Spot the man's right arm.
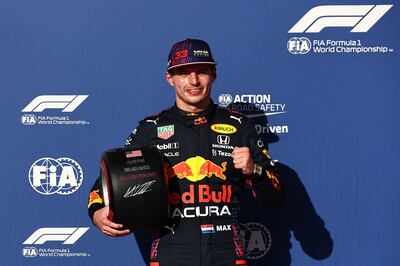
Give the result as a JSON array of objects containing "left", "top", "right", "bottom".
[{"left": 87, "top": 122, "right": 149, "bottom": 236}]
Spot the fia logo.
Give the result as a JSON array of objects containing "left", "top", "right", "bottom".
[
  {"left": 218, "top": 94, "right": 233, "bottom": 107},
  {"left": 22, "top": 247, "right": 38, "bottom": 258},
  {"left": 28, "top": 157, "right": 83, "bottom": 195},
  {"left": 21, "top": 114, "right": 37, "bottom": 125},
  {"left": 287, "top": 37, "right": 311, "bottom": 54}
]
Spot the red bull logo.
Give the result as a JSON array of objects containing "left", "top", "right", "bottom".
[
  {"left": 88, "top": 190, "right": 102, "bottom": 208},
  {"left": 167, "top": 156, "right": 227, "bottom": 182},
  {"left": 169, "top": 184, "right": 232, "bottom": 205},
  {"left": 194, "top": 116, "right": 207, "bottom": 125}
]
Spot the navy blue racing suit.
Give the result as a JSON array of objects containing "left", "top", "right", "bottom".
[{"left": 88, "top": 102, "right": 283, "bottom": 266}]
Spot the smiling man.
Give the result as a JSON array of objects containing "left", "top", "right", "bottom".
[
  {"left": 88, "top": 39, "right": 283, "bottom": 266},
  {"left": 166, "top": 63, "right": 215, "bottom": 112}
]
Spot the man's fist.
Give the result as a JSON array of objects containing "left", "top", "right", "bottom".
[{"left": 232, "top": 147, "right": 254, "bottom": 176}]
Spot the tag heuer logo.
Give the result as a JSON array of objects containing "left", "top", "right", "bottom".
[{"left": 157, "top": 125, "right": 174, "bottom": 140}]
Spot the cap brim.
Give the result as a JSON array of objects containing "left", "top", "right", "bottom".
[{"left": 167, "top": 61, "right": 217, "bottom": 71}]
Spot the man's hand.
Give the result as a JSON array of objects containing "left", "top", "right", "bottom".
[
  {"left": 93, "top": 206, "right": 130, "bottom": 237},
  {"left": 232, "top": 147, "right": 254, "bottom": 176}
]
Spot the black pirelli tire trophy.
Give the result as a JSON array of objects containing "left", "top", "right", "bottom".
[{"left": 100, "top": 146, "right": 169, "bottom": 230}]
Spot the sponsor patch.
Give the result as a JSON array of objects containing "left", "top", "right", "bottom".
[
  {"left": 157, "top": 125, "right": 174, "bottom": 140},
  {"left": 166, "top": 156, "right": 227, "bottom": 181},
  {"left": 217, "top": 135, "right": 230, "bottom": 145},
  {"left": 88, "top": 190, "right": 103, "bottom": 208},
  {"left": 193, "top": 50, "right": 210, "bottom": 57},
  {"left": 194, "top": 116, "right": 207, "bottom": 125},
  {"left": 157, "top": 142, "right": 179, "bottom": 150},
  {"left": 211, "top": 124, "right": 237, "bottom": 134},
  {"left": 172, "top": 205, "right": 231, "bottom": 218}
]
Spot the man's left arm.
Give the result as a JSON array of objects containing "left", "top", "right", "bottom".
[{"left": 232, "top": 120, "right": 283, "bottom": 207}]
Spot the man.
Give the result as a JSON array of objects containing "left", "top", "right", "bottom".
[{"left": 88, "top": 39, "right": 283, "bottom": 266}]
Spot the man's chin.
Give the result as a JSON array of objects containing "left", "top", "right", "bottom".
[
  {"left": 185, "top": 94, "right": 205, "bottom": 103},
  {"left": 184, "top": 97, "right": 210, "bottom": 107}
]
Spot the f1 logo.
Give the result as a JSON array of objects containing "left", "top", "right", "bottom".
[
  {"left": 22, "top": 95, "right": 88, "bottom": 112},
  {"left": 23, "top": 227, "right": 89, "bottom": 245},
  {"left": 288, "top": 5, "right": 393, "bottom": 33},
  {"left": 217, "top": 135, "right": 230, "bottom": 145}
]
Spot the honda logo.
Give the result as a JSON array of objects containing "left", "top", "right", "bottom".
[{"left": 217, "top": 135, "right": 230, "bottom": 145}]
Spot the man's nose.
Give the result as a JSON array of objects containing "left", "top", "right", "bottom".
[{"left": 188, "top": 72, "right": 200, "bottom": 85}]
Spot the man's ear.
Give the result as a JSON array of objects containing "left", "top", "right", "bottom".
[
  {"left": 211, "top": 66, "right": 217, "bottom": 82},
  {"left": 165, "top": 71, "right": 174, "bottom": 87}
]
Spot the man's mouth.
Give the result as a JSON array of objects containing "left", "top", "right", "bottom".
[{"left": 186, "top": 88, "right": 202, "bottom": 96}]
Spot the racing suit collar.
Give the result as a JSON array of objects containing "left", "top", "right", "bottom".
[{"left": 172, "top": 101, "right": 216, "bottom": 127}]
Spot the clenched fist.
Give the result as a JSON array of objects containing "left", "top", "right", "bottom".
[{"left": 232, "top": 147, "right": 254, "bottom": 176}]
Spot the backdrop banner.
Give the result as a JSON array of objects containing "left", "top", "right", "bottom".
[{"left": 1, "top": 1, "right": 399, "bottom": 266}]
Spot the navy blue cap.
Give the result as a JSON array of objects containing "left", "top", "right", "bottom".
[{"left": 167, "top": 39, "right": 216, "bottom": 71}]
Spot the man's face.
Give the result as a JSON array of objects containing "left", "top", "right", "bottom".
[{"left": 166, "top": 64, "right": 216, "bottom": 112}]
